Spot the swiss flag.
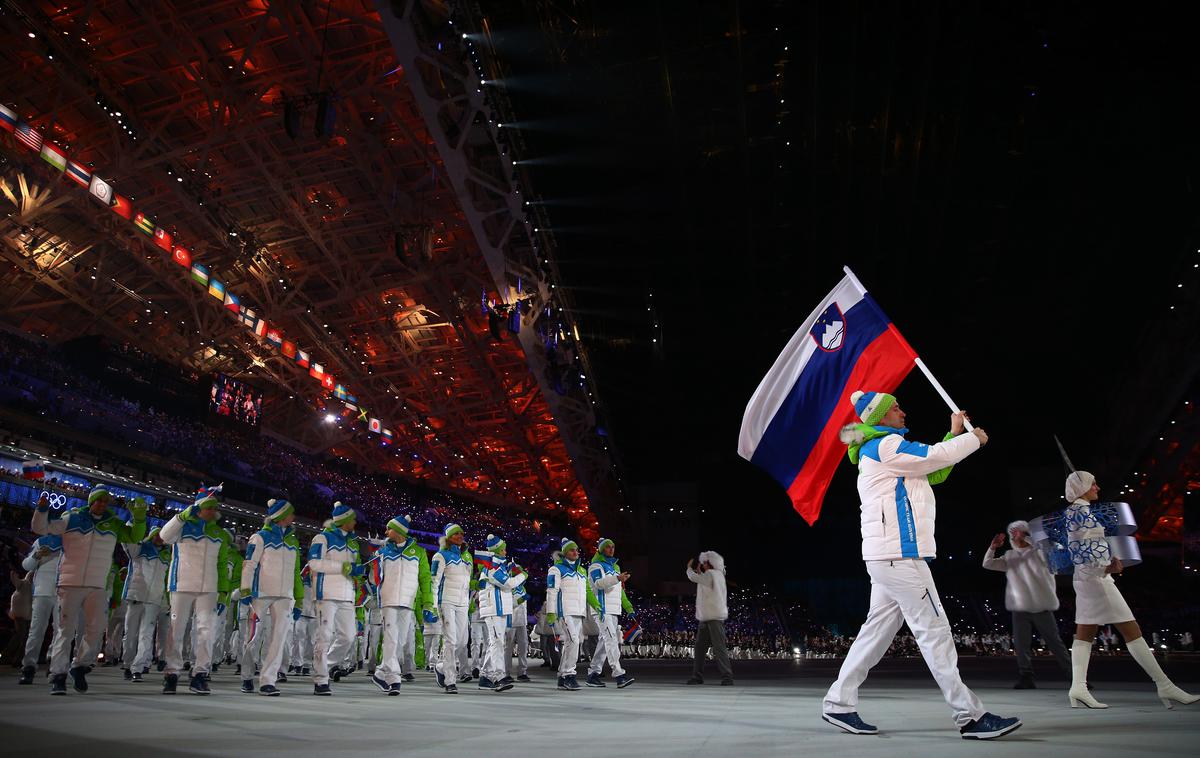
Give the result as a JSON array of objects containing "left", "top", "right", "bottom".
[
  {"left": 322, "top": 373, "right": 336, "bottom": 391},
  {"left": 154, "top": 227, "right": 173, "bottom": 252}
]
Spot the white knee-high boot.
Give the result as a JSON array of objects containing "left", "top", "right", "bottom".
[
  {"left": 1126, "top": 637, "right": 1199, "bottom": 709},
  {"left": 1069, "top": 639, "right": 1107, "bottom": 708}
]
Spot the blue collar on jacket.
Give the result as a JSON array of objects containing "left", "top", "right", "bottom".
[
  {"left": 37, "top": 535, "right": 63, "bottom": 552},
  {"left": 137, "top": 541, "right": 165, "bottom": 562}
]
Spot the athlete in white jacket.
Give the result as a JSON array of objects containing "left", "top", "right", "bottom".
[
  {"left": 307, "top": 501, "right": 364, "bottom": 695},
  {"left": 823, "top": 391, "right": 1021, "bottom": 741},
  {"left": 475, "top": 534, "right": 525, "bottom": 692},
  {"left": 370, "top": 514, "right": 435, "bottom": 694},
  {"left": 121, "top": 527, "right": 169, "bottom": 682},
  {"left": 587, "top": 537, "right": 636, "bottom": 688},
  {"left": 545, "top": 538, "right": 600, "bottom": 691},
  {"left": 238, "top": 499, "right": 303, "bottom": 696},
  {"left": 982, "top": 520, "right": 1070, "bottom": 688},
  {"left": 431, "top": 523, "right": 473, "bottom": 694},
  {"left": 18, "top": 534, "right": 62, "bottom": 685},
  {"left": 32, "top": 487, "right": 147, "bottom": 695}
]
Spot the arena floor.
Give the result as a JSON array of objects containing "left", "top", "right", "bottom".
[{"left": 0, "top": 656, "right": 1197, "bottom": 756}]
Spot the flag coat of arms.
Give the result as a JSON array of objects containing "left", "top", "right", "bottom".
[
  {"left": 172, "top": 246, "right": 191, "bottom": 268},
  {"left": 265, "top": 328, "right": 283, "bottom": 348},
  {"left": 738, "top": 272, "right": 918, "bottom": 524},
  {"left": 89, "top": 175, "right": 115, "bottom": 206},
  {"left": 39, "top": 142, "right": 67, "bottom": 172},
  {"left": 281, "top": 341, "right": 297, "bottom": 359},
  {"left": 65, "top": 160, "right": 91, "bottom": 187}
]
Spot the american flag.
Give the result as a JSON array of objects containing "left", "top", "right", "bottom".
[{"left": 14, "top": 122, "right": 43, "bottom": 152}]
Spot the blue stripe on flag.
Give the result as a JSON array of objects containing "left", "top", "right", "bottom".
[{"left": 750, "top": 295, "right": 891, "bottom": 488}]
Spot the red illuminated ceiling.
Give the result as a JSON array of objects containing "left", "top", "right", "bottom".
[{"left": 0, "top": 0, "right": 605, "bottom": 534}]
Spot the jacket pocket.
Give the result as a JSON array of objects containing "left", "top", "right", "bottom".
[{"left": 921, "top": 588, "right": 939, "bottom": 617}]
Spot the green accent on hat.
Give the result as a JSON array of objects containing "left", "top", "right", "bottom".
[
  {"left": 88, "top": 487, "right": 111, "bottom": 505},
  {"left": 444, "top": 523, "right": 463, "bottom": 539},
  {"left": 560, "top": 538, "right": 578, "bottom": 553},
  {"left": 387, "top": 517, "right": 410, "bottom": 535},
  {"left": 596, "top": 537, "right": 614, "bottom": 553},
  {"left": 331, "top": 509, "right": 355, "bottom": 526}
]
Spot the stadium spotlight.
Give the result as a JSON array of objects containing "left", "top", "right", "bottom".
[{"left": 323, "top": 413, "right": 337, "bottom": 424}]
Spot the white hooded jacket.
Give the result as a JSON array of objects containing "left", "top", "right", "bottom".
[{"left": 686, "top": 551, "right": 728, "bottom": 622}]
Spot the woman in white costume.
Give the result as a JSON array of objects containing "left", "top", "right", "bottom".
[{"left": 1064, "top": 471, "right": 1198, "bottom": 709}]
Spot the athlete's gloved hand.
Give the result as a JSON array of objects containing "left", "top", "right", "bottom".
[
  {"left": 240, "top": 594, "right": 253, "bottom": 606},
  {"left": 292, "top": 607, "right": 302, "bottom": 622},
  {"left": 342, "top": 563, "right": 366, "bottom": 577},
  {"left": 129, "top": 497, "right": 148, "bottom": 521},
  {"left": 545, "top": 613, "right": 557, "bottom": 626},
  {"left": 423, "top": 608, "right": 439, "bottom": 624}
]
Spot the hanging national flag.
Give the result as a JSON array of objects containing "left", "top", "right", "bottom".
[
  {"left": 343, "top": 401, "right": 358, "bottom": 413},
  {"left": 14, "top": 122, "right": 43, "bottom": 152},
  {"left": 382, "top": 429, "right": 394, "bottom": 445},
  {"left": 281, "top": 341, "right": 297, "bottom": 359},
  {"left": 208, "top": 278, "right": 225, "bottom": 301},
  {"left": 21, "top": 460, "right": 46, "bottom": 481},
  {"left": 111, "top": 193, "right": 133, "bottom": 220},
  {"left": 254, "top": 318, "right": 267, "bottom": 338},
  {"left": 223, "top": 291, "right": 240, "bottom": 314},
  {"left": 240, "top": 307, "right": 257, "bottom": 330},
  {"left": 345, "top": 393, "right": 358, "bottom": 405},
  {"left": 190, "top": 262, "right": 209, "bottom": 286},
  {"left": 65, "top": 160, "right": 91, "bottom": 187},
  {"left": 309, "top": 363, "right": 325, "bottom": 381},
  {"left": 171, "top": 245, "right": 191, "bottom": 268},
  {"left": 153, "top": 227, "right": 173, "bottom": 252},
  {"left": 321, "top": 373, "right": 335, "bottom": 391},
  {"left": 334, "top": 384, "right": 349, "bottom": 401},
  {"left": 39, "top": 141, "right": 67, "bottom": 172},
  {"left": 295, "top": 349, "right": 310, "bottom": 369},
  {"left": 737, "top": 270, "right": 918, "bottom": 525},
  {"left": 0, "top": 104, "right": 16, "bottom": 132},
  {"left": 133, "top": 212, "right": 155, "bottom": 236},
  {"left": 368, "top": 418, "right": 382, "bottom": 434},
  {"left": 266, "top": 328, "right": 283, "bottom": 348},
  {"left": 89, "top": 175, "right": 115, "bottom": 206}
]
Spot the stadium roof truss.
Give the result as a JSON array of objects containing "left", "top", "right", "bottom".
[{"left": 0, "top": 0, "right": 619, "bottom": 537}]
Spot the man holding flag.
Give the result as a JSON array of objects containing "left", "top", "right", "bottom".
[{"left": 738, "top": 269, "right": 1020, "bottom": 740}]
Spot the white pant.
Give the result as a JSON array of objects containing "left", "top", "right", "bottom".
[
  {"left": 23, "top": 595, "right": 56, "bottom": 667},
  {"left": 588, "top": 614, "right": 626, "bottom": 677},
  {"left": 555, "top": 615, "right": 583, "bottom": 677},
  {"left": 824, "top": 559, "right": 985, "bottom": 727},
  {"left": 312, "top": 599, "right": 355, "bottom": 685},
  {"left": 366, "top": 622, "right": 383, "bottom": 672},
  {"left": 424, "top": 633, "right": 442, "bottom": 669},
  {"left": 166, "top": 591, "right": 218, "bottom": 675},
  {"left": 470, "top": 620, "right": 487, "bottom": 669},
  {"left": 291, "top": 616, "right": 315, "bottom": 669},
  {"left": 480, "top": 615, "right": 508, "bottom": 681},
  {"left": 505, "top": 623, "right": 529, "bottom": 677},
  {"left": 48, "top": 587, "right": 107, "bottom": 675},
  {"left": 249, "top": 598, "right": 293, "bottom": 688},
  {"left": 377, "top": 606, "right": 417, "bottom": 685},
  {"left": 436, "top": 604, "right": 469, "bottom": 682},
  {"left": 157, "top": 606, "right": 171, "bottom": 662},
  {"left": 123, "top": 601, "right": 161, "bottom": 671},
  {"left": 238, "top": 601, "right": 268, "bottom": 674},
  {"left": 105, "top": 602, "right": 126, "bottom": 659},
  {"left": 211, "top": 605, "right": 228, "bottom": 663}
]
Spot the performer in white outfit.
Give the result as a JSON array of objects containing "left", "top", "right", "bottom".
[
  {"left": 1062, "top": 471, "right": 1198, "bottom": 709},
  {"left": 238, "top": 499, "right": 303, "bottom": 696},
  {"left": 370, "top": 514, "right": 435, "bottom": 695},
  {"left": 18, "top": 534, "right": 62, "bottom": 685},
  {"left": 474, "top": 534, "right": 525, "bottom": 692},
  {"left": 822, "top": 391, "right": 1020, "bottom": 740},
  {"left": 586, "top": 537, "right": 636, "bottom": 688},
  {"left": 307, "top": 502, "right": 364, "bottom": 696},
  {"left": 545, "top": 538, "right": 599, "bottom": 691},
  {"left": 121, "top": 528, "right": 169, "bottom": 682},
  {"left": 981, "top": 520, "right": 1071, "bottom": 688},
  {"left": 33, "top": 488, "right": 147, "bottom": 695},
  {"left": 431, "top": 523, "right": 473, "bottom": 694}
]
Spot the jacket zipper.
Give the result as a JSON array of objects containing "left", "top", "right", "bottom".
[{"left": 922, "top": 588, "right": 939, "bottom": 617}]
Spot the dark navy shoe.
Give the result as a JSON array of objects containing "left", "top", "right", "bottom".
[
  {"left": 276, "top": 672, "right": 287, "bottom": 683},
  {"left": 960, "top": 713, "right": 1022, "bottom": 740},
  {"left": 585, "top": 673, "right": 606, "bottom": 688},
  {"left": 123, "top": 667, "right": 133, "bottom": 681},
  {"left": 435, "top": 668, "right": 447, "bottom": 689},
  {"left": 444, "top": 683, "right": 458, "bottom": 694},
  {"left": 495, "top": 678, "right": 514, "bottom": 692},
  {"left": 241, "top": 679, "right": 255, "bottom": 693},
  {"left": 131, "top": 671, "right": 143, "bottom": 682},
  {"left": 371, "top": 673, "right": 390, "bottom": 693},
  {"left": 388, "top": 682, "right": 402, "bottom": 696},
  {"left": 50, "top": 674, "right": 67, "bottom": 696},
  {"left": 517, "top": 674, "right": 531, "bottom": 683},
  {"left": 478, "top": 676, "right": 497, "bottom": 690},
  {"left": 19, "top": 666, "right": 35, "bottom": 685},
  {"left": 69, "top": 666, "right": 89, "bottom": 693},
  {"left": 162, "top": 674, "right": 178, "bottom": 694},
  {"left": 259, "top": 684, "right": 280, "bottom": 696},
  {"left": 615, "top": 673, "right": 635, "bottom": 688},
  {"left": 401, "top": 673, "right": 415, "bottom": 683},
  {"left": 561, "top": 675, "right": 581, "bottom": 691},
  {"left": 822, "top": 712, "right": 879, "bottom": 735},
  {"left": 188, "top": 673, "right": 210, "bottom": 694},
  {"left": 313, "top": 683, "right": 332, "bottom": 696}
]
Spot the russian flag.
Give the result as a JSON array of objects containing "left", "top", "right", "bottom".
[
  {"left": 738, "top": 269, "right": 917, "bottom": 525},
  {"left": 21, "top": 460, "right": 46, "bottom": 481}
]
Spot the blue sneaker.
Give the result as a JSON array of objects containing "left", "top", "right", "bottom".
[
  {"left": 822, "top": 712, "right": 879, "bottom": 735},
  {"left": 435, "top": 668, "right": 446, "bottom": 689},
  {"left": 370, "top": 673, "right": 390, "bottom": 693},
  {"left": 960, "top": 713, "right": 1022, "bottom": 740}
]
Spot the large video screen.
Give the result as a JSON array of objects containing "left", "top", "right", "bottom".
[{"left": 210, "top": 373, "right": 263, "bottom": 426}]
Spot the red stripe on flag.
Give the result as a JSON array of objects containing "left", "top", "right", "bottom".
[{"left": 785, "top": 325, "right": 917, "bottom": 525}]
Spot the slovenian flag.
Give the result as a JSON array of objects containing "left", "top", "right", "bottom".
[
  {"left": 66, "top": 160, "right": 91, "bottom": 187},
  {"left": 40, "top": 142, "right": 67, "bottom": 172},
  {"left": 21, "top": 460, "right": 46, "bottom": 481},
  {"left": 738, "top": 269, "right": 917, "bottom": 525}
]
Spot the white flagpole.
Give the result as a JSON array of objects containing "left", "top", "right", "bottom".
[{"left": 843, "top": 265, "right": 974, "bottom": 432}]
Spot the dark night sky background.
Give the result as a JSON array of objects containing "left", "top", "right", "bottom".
[{"left": 477, "top": 1, "right": 1200, "bottom": 605}]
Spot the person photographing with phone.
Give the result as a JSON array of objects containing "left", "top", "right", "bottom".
[{"left": 685, "top": 550, "right": 731, "bottom": 686}]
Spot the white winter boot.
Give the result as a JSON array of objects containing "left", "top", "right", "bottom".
[
  {"left": 1068, "top": 639, "right": 1107, "bottom": 709},
  {"left": 1126, "top": 637, "right": 1200, "bottom": 709}
]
